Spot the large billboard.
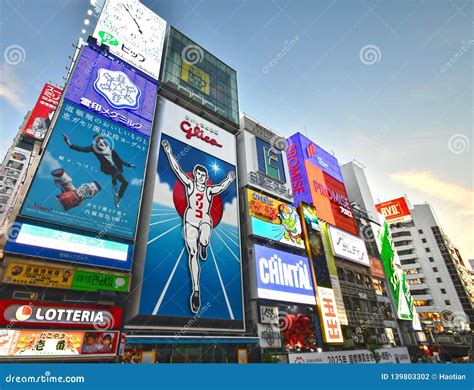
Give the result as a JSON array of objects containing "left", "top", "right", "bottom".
[
  {"left": 23, "top": 84, "right": 62, "bottom": 141},
  {"left": 316, "top": 287, "right": 343, "bottom": 344},
  {"left": 19, "top": 101, "right": 149, "bottom": 241},
  {"left": 375, "top": 197, "right": 412, "bottom": 225},
  {"left": 0, "top": 147, "right": 31, "bottom": 235},
  {"left": 328, "top": 225, "right": 370, "bottom": 267},
  {"left": 65, "top": 45, "right": 157, "bottom": 137},
  {"left": 93, "top": 0, "right": 166, "bottom": 80},
  {"left": 138, "top": 99, "right": 243, "bottom": 325},
  {"left": 254, "top": 244, "right": 316, "bottom": 305},
  {"left": 286, "top": 134, "right": 358, "bottom": 235},
  {"left": 247, "top": 189, "right": 304, "bottom": 249}
]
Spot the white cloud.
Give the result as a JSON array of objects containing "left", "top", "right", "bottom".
[
  {"left": 152, "top": 174, "right": 175, "bottom": 208},
  {"left": 220, "top": 197, "right": 239, "bottom": 226},
  {"left": 0, "top": 64, "right": 26, "bottom": 112}
]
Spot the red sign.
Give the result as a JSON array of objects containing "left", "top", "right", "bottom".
[
  {"left": 23, "top": 83, "right": 62, "bottom": 140},
  {"left": 181, "top": 120, "right": 223, "bottom": 148},
  {"left": 375, "top": 197, "right": 411, "bottom": 224},
  {"left": 306, "top": 162, "right": 358, "bottom": 235},
  {"left": 369, "top": 257, "right": 385, "bottom": 279},
  {"left": 0, "top": 300, "right": 121, "bottom": 329}
]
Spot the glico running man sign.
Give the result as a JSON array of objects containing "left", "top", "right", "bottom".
[{"left": 139, "top": 98, "right": 243, "bottom": 328}]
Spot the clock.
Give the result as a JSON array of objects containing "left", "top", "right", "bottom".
[{"left": 93, "top": 0, "right": 167, "bottom": 80}]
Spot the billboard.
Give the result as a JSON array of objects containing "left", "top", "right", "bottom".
[
  {"left": 316, "top": 287, "right": 343, "bottom": 344},
  {"left": 255, "top": 137, "right": 286, "bottom": 183},
  {"left": 254, "top": 244, "right": 316, "bottom": 305},
  {"left": 65, "top": 45, "right": 157, "bottom": 136},
  {"left": 377, "top": 347, "right": 411, "bottom": 363},
  {"left": 23, "top": 84, "right": 62, "bottom": 140},
  {"left": 289, "top": 349, "right": 376, "bottom": 364},
  {"left": 0, "top": 330, "right": 119, "bottom": 358},
  {"left": 286, "top": 133, "right": 358, "bottom": 235},
  {"left": 369, "top": 256, "right": 385, "bottom": 279},
  {"left": 0, "top": 147, "right": 31, "bottom": 235},
  {"left": 93, "top": 0, "right": 166, "bottom": 80},
  {"left": 375, "top": 197, "right": 412, "bottom": 225},
  {"left": 247, "top": 189, "right": 304, "bottom": 249},
  {"left": 0, "top": 301, "right": 121, "bottom": 329},
  {"left": 328, "top": 225, "right": 370, "bottom": 267},
  {"left": 139, "top": 99, "right": 243, "bottom": 325},
  {"left": 287, "top": 133, "right": 344, "bottom": 183},
  {"left": 2, "top": 258, "right": 131, "bottom": 293},
  {"left": 19, "top": 101, "right": 149, "bottom": 240},
  {"left": 4, "top": 223, "right": 133, "bottom": 271}
]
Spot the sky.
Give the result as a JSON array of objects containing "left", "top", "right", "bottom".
[{"left": 0, "top": 0, "right": 472, "bottom": 260}]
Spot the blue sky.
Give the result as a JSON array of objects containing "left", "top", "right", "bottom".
[{"left": 0, "top": 0, "right": 472, "bottom": 259}]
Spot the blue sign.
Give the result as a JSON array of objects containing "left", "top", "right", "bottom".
[
  {"left": 65, "top": 45, "right": 157, "bottom": 136},
  {"left": 20, "top": 101, "right": 149, "bottom": 241},
  {"left": 4, "top": 222, "right": 133, "bottom": 271},
  {"left": 287, "top": 133, "right": 344, "bottom": 183},
  {"left": 256, "top": 137, "right": 286, "bottom": 182},
  {"left": 255, "top": 244, "right": 316, "bottom": 305}
]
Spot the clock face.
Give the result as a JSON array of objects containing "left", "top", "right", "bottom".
[{"left": 92, "top": 0, "right": 166, "bottom": 80}]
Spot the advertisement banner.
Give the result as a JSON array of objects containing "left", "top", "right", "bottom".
[
  {"left": 0, "top": 301, "right": 122, "bottom": 329},
  {"left": 328, "top": 225, "right": 370, "bottom": 267},
  {"left": 65, "top": 45, "right": 157, "bottom": 136},
  {"left": 289, "top": 349, "right": 376, "bottom": 364},
  {"left": 255, "top": 137, "right": 286, "bottom": 183},
  {"left": 316, "top": 287, "right": 343, "bottom": 344},
  {"left": 287, "top": 133, "right": 344, "bottom": 182},
  {"left": 375, "top": 197, "right": 412, "bottom": 225},
  {"left": 257, "top": 324, "right": 282, "bottom": 349},
  {"left": 247, "top": 189, "right": 304, "bottom": 249},
  {"left": 2, "top": 259, "right": 131, "bottom": 292},
  {"left": 93, "top": 0, "right": 166, "bottom": 80},
  {"left": 139, "top": 99, "right": 243, "bottom": 325},
  {"left": 23, "top": 84, "right": 62, "bottom": 140},
  {"left": 20, "top": 101, "right": 149, "bottom": 240},
  {"left": 0, "top": 330, "right": 118, "bottom": 357},
  {"left": 377, "top": 347, "right": 411, "bottom": 364},
  {"left": 0, "top": 147, "right": 31, "bottom": 235},
  {"left": 376, "top": 218, "right": 416, "bottom": 323},
  {"left": 259, "top": 306, "right": 279, "bottom": 324},
  {"left": 181, "top": 61, "right": 210, "bottom": 95},
  {"left": 254, "top": 244, "right": 316, "bottom": 305},
  {"left": 4, "top": 223, "right": 133, "bottom": 271},
  {"left": 369, "top": 256, "right": 385, "bottom": 279}
]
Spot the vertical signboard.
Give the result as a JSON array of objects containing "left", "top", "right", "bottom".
[
  {"left": 0, "top": 147, "right": 31, "bottom": 234},
  {"left": 316, "top": 286, "right": 343, "bottom": 344},
  {"left": 23, "top": 84, "right": 62, "bottom": 141},
  {"left": 139, "top": 99, "right": 243, "bottom": 327},
  {"left": 93, "top": 0, "right": 167, "bottom": 80}
]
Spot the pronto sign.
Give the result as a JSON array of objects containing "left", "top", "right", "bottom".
[
  {"left": 375, "top": 197, "right": 412, "bottom": 225},
  {"left": 0, "top": 301, "right": 122, "bottom": 329}
]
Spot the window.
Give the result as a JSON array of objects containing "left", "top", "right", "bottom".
[
  {"left": 418, "top": 229, "right": 424, "bottom": 234},
  {"left": 422, "top": 238, "right": 427, "bottom": 243},
  {"left": 337, "top": 267, "right": 345, "bottom": 281},
  {"left": 425, "top": 247, "right": 430, "bottom": 253},
  {"left": 355, "top": 273, "right": 363, "bottom": 285},
  {"left": 432, "top": 267, "right": 438, "bottom": 272},
  {"left": 429, "top": 257, "right": 434, "bottom": 262},
  {"left": 440, "top": 289, "right": 446, "bottom": 294},
  {"left": 437, "top": 277, "right": 442, "bottom": 283},
  {"left": 445, "top": 300, "right": 451, "bottom": 306},
  {"left": 398, "top": 249, "right": 413, "bottom": 256},
  {"left": 347, "top": 270, "right": 355, "bottom": 284}
]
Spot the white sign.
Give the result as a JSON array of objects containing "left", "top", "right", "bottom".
[
  {"left": 93, "top": 0, "right": 167, "bottom": 80},
  {"left": 0, "top": 147, "right": 31, "bottom": 235},
  {"left": 328, "top": 225, "right": 370, "bottom": 266},
  {"left": 377, "top": 347, "right": 411, "bottom": 364},
  {"left": 257, "top": 324, "right": 281, "bottom": 349},
  {"left": 316, "top": 287, "right": 343, "bottom": 343},
  {"left": 289, "top": 349, "right": 376, "bottom": 364},
  {"left": 260, "top": 306, "right": 279, "bottom": 324}
]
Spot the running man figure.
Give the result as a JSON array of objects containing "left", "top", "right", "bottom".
[{"left": 161, "top": 139, "right": 235, "bottom": 313}]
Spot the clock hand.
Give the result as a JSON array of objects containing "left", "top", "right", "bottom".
[{"left": 122, "top": 4, "right": 143, "bottom": 34}]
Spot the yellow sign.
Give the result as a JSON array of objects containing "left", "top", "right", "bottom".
[
  {"left": 3, "top": 260, "right": 74, "bottom": 289},
  {"left": 181, "top": 61, "right": 210, "bottom": 95},
  {"left": 237, "top": 348, "right": 248, "bottom": 364}
]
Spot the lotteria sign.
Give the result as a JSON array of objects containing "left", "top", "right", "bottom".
[
  {"left": 0, "top": 301, "right": 122, "bottom": 329},
  {"left": 255, "top": 244, "right": 316, "bottom": 305}
]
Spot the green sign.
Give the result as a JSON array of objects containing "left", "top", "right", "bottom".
[
  {"left": 377, "top": 220, "right": 414, "bottom": 321},
  {"left": 98, "top": 31, "right": 119, "bottom": 46},
  {"left": 72, "top": 269, "right": 130, "bottom": 292}
]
